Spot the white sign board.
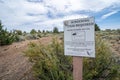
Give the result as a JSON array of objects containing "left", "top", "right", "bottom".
[{"left": 64, "top": 17, "right": 95, "bottom": 57}]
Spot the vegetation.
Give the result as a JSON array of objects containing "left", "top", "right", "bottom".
[
  {"left": 42, "top": 30, "right": 45, "bottom": 33},
  {"left": 53, "top": 27, "right": 59, "bottom": 33},
  {"left": 96, "top": 30, "right": 120, "bottom": 54},
  {"left": 0, "top": 21, "right": 15, "bottom": 46},
  {"left": 25, "top": 37, "right": 73, "bottom": 80},
  {"left": 30, "top": 29, "right": 37, "bottom": 34},
  {"left": 117, "top": 29, "right": 120, "bottom": 34},
  {"left": 38, "top": 30, "right": 41, "bottom": 33},
  {"left": 14, "top": 30, "right": 22, "bottom": 35},
  {"left": 25, "top": 35, "right": 120, "bottom": 80},
  {"left": 95, "top": 24, "right": 100, "bottom": 31},
  {"left": 0, "top": 18, "right": 120, "bottom": 79},
  {"left": 83, "top": 36, "right": 120, "bottom": 80}
]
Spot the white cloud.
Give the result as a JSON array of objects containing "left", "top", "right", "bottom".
[
  {"left": 34, "top": 14, "right": 88, "bottom": 25},
  {"left": 0, "top": 0, "right": 120, "bottom": 31},
  {"left": 0, "top": 0, "right": 48, "bottom": 26},
  {"left": 43, "top": 0, "right": 120, "bottom": 13},
  {"left": 101, "top": 11, "right": 118, "bottom": 19},
  {"left": 33, "top": 14, "right": 88, "bottom": 31}
]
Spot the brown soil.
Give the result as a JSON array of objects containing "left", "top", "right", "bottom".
[
  {"left": 108, "top": 39, "right": 120, "bottom": 56},
  {"left": 0, "top": 37, "right": 52, "bottom": 80}
]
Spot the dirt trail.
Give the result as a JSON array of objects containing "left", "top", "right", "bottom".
[{"left": 0, "top": 37, "right": 52, "bottom": 80}]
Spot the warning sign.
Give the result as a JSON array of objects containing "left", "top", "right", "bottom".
[{"left": 64, "top": 17, "right": 95, "bottom": 57}]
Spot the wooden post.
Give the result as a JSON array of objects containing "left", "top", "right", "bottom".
[{"left": 73, "top": 56, "right": 83, "bottom": 80}]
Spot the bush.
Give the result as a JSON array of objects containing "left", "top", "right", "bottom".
[
  {"left": 53, "top": 27, "right": 59, "bottom": 33},
  {"left": 0, "top": 21, "right": 15, "bottom": 46},
  {"left": 83, "top": 36, "right": 120, "bottom": 80},
  {"left": 25, "top": 34, "right": 39, "bottom": 40},
  {"left": 25, "top": 37, "right": 72, "bottom": 80},
  {"left": 14, "top": 30, "right": 22, "bottom": 35},
  {"left": 30, "top": 29, "right": 37, "bottom": 34},
  {"left": 95, "top": 24, "right": 100, "bottom": 31},
  {"left": 117, "top": 29, "right": 120, "bottom": 34},
  {"left": 14, "top": 35, "right": 25, "bottom": 42},
  {"left": 25, "top": 36, "right": 120, "bottom": 80}
]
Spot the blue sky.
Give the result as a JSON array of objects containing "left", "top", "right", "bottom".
[{"left": 0, "top": 0, "right": 120, "bottom": 32}]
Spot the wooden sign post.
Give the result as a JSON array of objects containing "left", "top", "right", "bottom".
[
  {"left": 73, "top": 57, "right": 83, "bottom": 80},
  {"left": 64, "top": 17, "right": 95, "bottom": 80}
]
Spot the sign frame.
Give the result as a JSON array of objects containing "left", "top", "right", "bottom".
[{"left": 64, "top": 17, "right": 95, "bottom": 58}]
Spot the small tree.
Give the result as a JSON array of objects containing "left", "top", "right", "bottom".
[
  {"left": 95, "top": 24, "right": 100, "bottom": 31},
  {"left": 0, "top": 20, "right": 15, "bottom": 46},
  {"left": 53, "top": 27, "right": 59, "bottom": 33},
  {"left": 0, "top": 21, "right": 3, "bottom": 31},
  {"left": 30, "top": 29, "right": 37, "bottom": 34},
  {"left": 14, "top": 30, "right": 22, "bottom": 35},
  {"left": 38, "top": 30, "right": 41, "bottom": 33},
  {"left": 42, "top": 30, "right": 45, "bottom": 33}
]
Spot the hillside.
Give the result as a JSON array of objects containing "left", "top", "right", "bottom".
[
  {"left": 0, "top": 30, "right": 120, "bottom": 80},
  {"left": 0, "top": 37, "right": 52, "bottom": 80}
]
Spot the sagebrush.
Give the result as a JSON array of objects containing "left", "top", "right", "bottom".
[{"left": 25, "top": 36, "right": 120, "bottom": 80}]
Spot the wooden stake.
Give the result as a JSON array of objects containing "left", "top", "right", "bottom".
[{"left": 73, "top": 56, "right": 83, "bottom": 80}]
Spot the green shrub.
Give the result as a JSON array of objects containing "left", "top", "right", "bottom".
[
  {"left": 83, "top": 36, "right": 120, "bottom": 80},
  {"left": 0, "top": 21, "right": 15, "bottom": 46},
  {"left": 37, "top": 33, "right": 41, "bottom": 38},
  {"left": 30, "top": 29, "right": 37, "bottom": 34},
  {"left": 95, "top": 24, "right": 100, "bottom": 31},
  {"left": 53, "top": 27, "right": 59, "bottom": 33},
  {"left": 14, "top": 35, "right": 25, "bottom": 42},
  {"left": 25, "top": 34, "right": 39, "bottom": 40},
  {"left": 25, "top": 36, "right": 120, "bottom": 80},
  {"left": 14, "top": 30, "right": 22, "bottom": 35},
  {"left": 117, "top": 29, "right": 120, "bottom": 34},
  {"left": 24, "top": 37, "right": 73, "bottom": 80}
]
